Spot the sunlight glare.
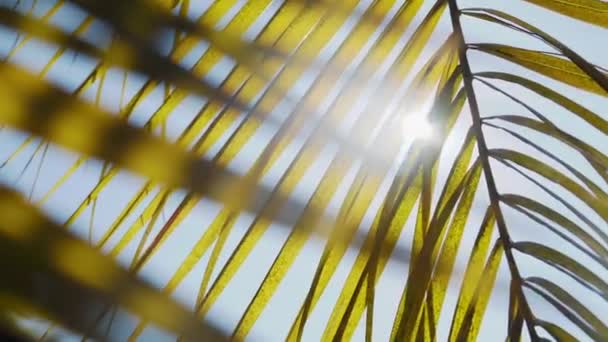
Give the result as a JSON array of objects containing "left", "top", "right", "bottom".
[{"left": 401, "top": 114, "right": 433, "bottom": 140}]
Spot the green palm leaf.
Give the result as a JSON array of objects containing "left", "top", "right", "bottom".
[{"left": 0, "top": 0, "right": 606, "bottom": 340}]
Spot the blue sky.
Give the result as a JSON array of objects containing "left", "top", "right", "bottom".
[{"left": 0, "top": 0, "right": 606, "bottom": 341}]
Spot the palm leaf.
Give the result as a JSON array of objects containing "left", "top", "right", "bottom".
[
  {"left": 0, "top": 184, "right": 226, "bottom": 341},
  {"left": 0, "top": 0, "right": 606, "bottom": 340}
]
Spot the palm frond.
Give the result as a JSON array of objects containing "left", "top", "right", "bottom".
[{"left": 0, "top": 0, "right": 606, "bottom": 340}]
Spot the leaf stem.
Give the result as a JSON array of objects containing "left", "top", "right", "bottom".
[{"left": 446, "top": 1, "right": 539, "bottom": 340}]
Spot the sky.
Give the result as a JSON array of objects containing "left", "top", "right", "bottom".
[{"left": 0, "top": 0, "right": 606, "bottom": 341}]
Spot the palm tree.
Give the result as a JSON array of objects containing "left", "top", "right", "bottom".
[{"left": 0, "top": 0, "right": 606, "bottom": 340}]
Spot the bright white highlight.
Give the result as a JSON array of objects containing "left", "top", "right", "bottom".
[{"left": 401, "top": 114, "right": 433, "bottom": 140}]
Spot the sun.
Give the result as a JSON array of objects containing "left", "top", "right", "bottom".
[{"left": 401, "top": 113, "right": 433, "bottom": 140}]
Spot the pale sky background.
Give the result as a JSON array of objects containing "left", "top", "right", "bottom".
[{"left": 0, "top": 0, "right": 606, "bottom": 341}]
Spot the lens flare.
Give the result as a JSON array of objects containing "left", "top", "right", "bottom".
[{"left": 401, "top": 114, "right": 433, "bottom": 140}]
